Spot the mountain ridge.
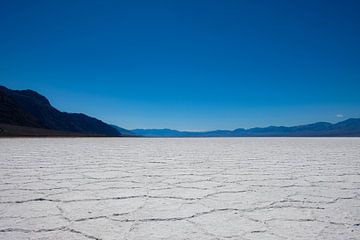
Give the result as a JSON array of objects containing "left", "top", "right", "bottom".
[
  {"left": 0, "top": 86, "right": 122, "bottom": 136},
  {"left": 132, "top": 118, "right": 360, "bottom": 137}
]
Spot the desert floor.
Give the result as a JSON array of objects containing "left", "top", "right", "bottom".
[{"left": 0, "top": 138, "right": 359, "bottom": 239}]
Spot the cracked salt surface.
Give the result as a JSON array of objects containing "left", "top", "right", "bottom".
[{"left": 0, "top": 138, "right": 359, "bottom": 240}]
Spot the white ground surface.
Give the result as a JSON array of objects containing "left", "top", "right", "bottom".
[{"left": 0, "top": 138, "right": 359, "bottom": 240}]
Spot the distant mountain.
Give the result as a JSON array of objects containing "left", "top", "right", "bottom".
[
  {"left": 131, "top": 128, "right": 236, "bottom": 137},
  {"left": 131, "top": 129, "right": 189, "bottom": 137},
  {"left": 0, "top": 86, "right": 121, "bottom": 136},
  {"left": 132, "top": 118, "right": 360, "bottom": 137},
  {"left": 110, "top": 125, "right": 137, "bottom": 137}
]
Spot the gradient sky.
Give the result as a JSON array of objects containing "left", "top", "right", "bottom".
[{"left": 1, "top": 0, "right": 360, "bottom": 130}]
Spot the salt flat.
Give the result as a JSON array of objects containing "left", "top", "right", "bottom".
[{"left": 0, "top": 138, "right": 359, "bottom": 240}]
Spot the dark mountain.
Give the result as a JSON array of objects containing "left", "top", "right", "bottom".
[
  {"left": 132, "top": 119, "right": 360, "bottom": 137},
  {"left": 0, "top": 86, "right": 121, "bottom": 136},
  {"left": 0, "top": 123, "right": 100, "bottom": 137}
]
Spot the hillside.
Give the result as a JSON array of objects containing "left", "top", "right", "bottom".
[{"left": 0, "top": 86, "right": 121, "bottom": 136}]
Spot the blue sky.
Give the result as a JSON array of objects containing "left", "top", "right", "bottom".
[{"left": 1, "top": 0, "right": 360, "bottom": 130}]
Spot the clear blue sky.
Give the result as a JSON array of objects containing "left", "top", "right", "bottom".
[{"left": 1, "top": 0, "right": 360, "bottom": 130}]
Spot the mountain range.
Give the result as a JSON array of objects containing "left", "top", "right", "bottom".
[
  {"left": 132, "top": 119, "right": 360, "bottom": 137},
  {"left": 1, "top": 85, "right": 360, "bottom": 137}
]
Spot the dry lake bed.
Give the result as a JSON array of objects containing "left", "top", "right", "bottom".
[{"left": 0, "top": 138, "right": 359, "bottom": 240}]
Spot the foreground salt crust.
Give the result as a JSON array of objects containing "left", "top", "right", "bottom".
[{"left": 0, "top": 138, "right": 359, "bottom": 239}]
